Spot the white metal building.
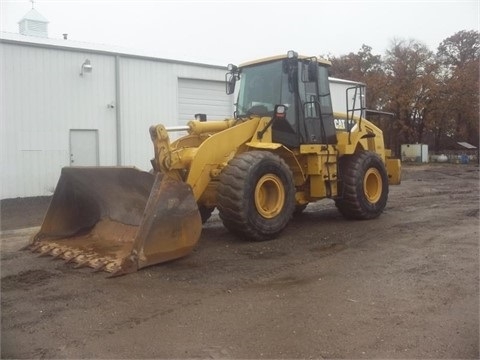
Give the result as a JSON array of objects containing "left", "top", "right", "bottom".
[
  {"left": 1, "top": 31, "right": 365, "bottom": 200},
  {"left": 1, "top": 32, "right": 234, "bottom": 199},
  {"left": 329, "top": 77, "right": 366, "bottom": 117}
]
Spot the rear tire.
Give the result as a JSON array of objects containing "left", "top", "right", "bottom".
[
  {"left": 217, "top": 151, "right": 295, "bottom": 241},
  {"left": 335, "top": 151, "right": 389, "bottom": 219}
]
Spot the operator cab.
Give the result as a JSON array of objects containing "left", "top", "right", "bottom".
[{"left": 226, "top": 51, "right": 337, "bottom": 147}]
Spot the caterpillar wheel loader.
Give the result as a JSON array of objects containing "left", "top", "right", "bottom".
[{"left": 27, "top": 51, "right": 401, "bottom": 277}]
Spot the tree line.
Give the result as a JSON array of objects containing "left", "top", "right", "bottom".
[{"left": 325, "top": 30, "right": 479, "bottom": 154}]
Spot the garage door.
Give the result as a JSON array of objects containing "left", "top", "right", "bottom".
[{"left": 178, "top": 78, "right": 233, "bottom": 126}]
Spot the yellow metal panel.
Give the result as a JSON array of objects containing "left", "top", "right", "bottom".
[
  {"left": 249, "top": 116, "right": 274, "bottom": 144},
  {"left": 386, "top": 158, "right": 402, "bottom": 185},
  {"left": 295, "top": 191, "right": 309, "bottom": 205},
  {"left": 187, "top": 119, "right": 235, "bottom": 135},
  {"left": 300, "top": 144, "right": 323, "bottom": 154},
  {"left": 333, "top": 112, "right": 388, "bottom": 158},
  {"left": 275, "top": 147, "right": 307, "bottom": 187},
  {"left": 307, "top": 155, "right": 322, "bottom": 175},
  {"left": 329, "top": 179, "right": 338, "bottom": 197},
  {"left": 186, "top": 118, "right": 260, "bottom": 200},
  {"left": 246, "top": 142, "right": 282, "bottom": 150},
  {"left": 169, "top": 148, "right": 197, "bottom": 169},
  {"left": 300, "top": 144, "right": 338, "bottom": 155},
  {"left": 301, "top": 146, "right": 339, "bottom": 198},
  {"left": 309, "top": 176, "right": 327, "bottom": 198}
]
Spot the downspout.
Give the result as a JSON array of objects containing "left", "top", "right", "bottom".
[{"left": 115, "top": 55, "right": 122, "bottom": 165}]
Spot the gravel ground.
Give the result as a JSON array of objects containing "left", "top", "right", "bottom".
[
  {"left": 1, "top": 163, "right": 478, "bottom": 359},
  {"left": 1, "top": 196, "right": 52, "bottom": 231}
]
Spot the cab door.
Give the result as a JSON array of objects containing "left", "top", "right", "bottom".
[{"left": 298, "top": 61, "right": 337, "bottom": 145}]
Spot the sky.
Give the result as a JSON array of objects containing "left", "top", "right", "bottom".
[{"left": 1, "top": 0, "right": 479, "bottom": 66}]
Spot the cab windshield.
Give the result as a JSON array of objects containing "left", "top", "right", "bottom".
[{"left": 236, "top": 60, "right": 294, "bottom": 119}]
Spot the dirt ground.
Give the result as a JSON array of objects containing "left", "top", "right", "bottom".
[{"left": 1, "top": 163, "right": 479, "bottom": 359}]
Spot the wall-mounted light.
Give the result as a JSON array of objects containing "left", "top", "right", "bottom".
[{"left": 80, "top": 59, "right": 92, "bottom": 76}]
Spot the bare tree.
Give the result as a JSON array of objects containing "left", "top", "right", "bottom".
[
  {"left": 436, "top": 30, "right": 480, "bottom": 148},
  {"left": 383, "top": 39, "right": 438, "bottom": 152},
  {"left": 327, "top": 31, "right": 479, "bottom": 153}
]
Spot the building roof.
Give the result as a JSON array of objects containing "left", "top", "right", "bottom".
[
  {"left": 329, "top": 77, "right": 366, "bottom": 87},
  {"left": 18, "top": 9, "right": 49, "bottom": 23},
  {"left": 0, "top": 32, "right": 226, "bottom": 70}
]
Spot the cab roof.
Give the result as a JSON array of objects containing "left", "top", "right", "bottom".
[{"left": 239, "top": 53, "right": 332, "bottom": 68}]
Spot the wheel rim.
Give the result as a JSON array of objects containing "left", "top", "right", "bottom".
[
  {"left": 363, "top": 168, "right": 382, "bottom": 203},
  {"left": 254, "top": 174, "right": 285, "bottom": 219}
]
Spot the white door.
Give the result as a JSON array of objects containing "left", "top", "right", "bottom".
[
  {"left": 70, "top": 129, "right": 99, "bottom": 166},
  {"left": 178, "top": 78, "right": 233, "bottom": 126}
]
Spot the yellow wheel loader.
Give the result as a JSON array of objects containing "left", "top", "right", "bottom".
[{"left": 27, "top": 51, "right": 401, "bottom": 276}]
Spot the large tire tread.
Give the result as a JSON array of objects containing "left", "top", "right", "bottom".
[
  {"left": 336, "top": 151, "right": 389, "bottom": 220},
  {"left": 217, "top": 151, "right": 295, "bottom": 241}
]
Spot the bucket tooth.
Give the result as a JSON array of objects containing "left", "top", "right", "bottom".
[
  {"left": 108, "top": 256, "right": 138, "bottom": 277},
  {"left": 50, "top": 247, "right": 62, "bottom": 257},
  {"left": 20, "top": 243, "right": 34, "bottom": 251},
  {"left": 74, "top": 260, "right": 90, "bottom": 269},
  {"left": 93, "top": 259, "right": 120, "bottom": 273},
  {"left": 51, "top": 249, "right": 68, "bottom": 260},
  {"left": 92, "top": 261, "right": 110, "bottom": 272},
  {"left": 38, "top": 247, "right": 54, "bottom": 257},
  {"left": 64, "top": 254, "right": 77, "bottom": 263},
  {"left": 90, "top": 258, "right": 107, "bottom": 271},
  {"left": 29, "top": 243, "right": 43, "bottom": 252},
  {"left": 105, "top": 262, "right": 123, "bottom": 274},
  {"left": 65, "top": 253, "right": 83, "bottom": 264},
  {"left": 107, "top": 268, "right": 123, "bottom": 278},
  {"left": 39, "top": 244, "right": 54, "bottom": 254},
  {"left": 58, "top": 250, "right": 74, "bottom": 260}
]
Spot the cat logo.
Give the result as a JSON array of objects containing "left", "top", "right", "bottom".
[{"left": 334, "top": 118, "right": 356, "bottom": 131}]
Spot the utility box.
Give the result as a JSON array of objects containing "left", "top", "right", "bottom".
[{"left": 401, "top": 144, "right": 429, "bottom": 163}]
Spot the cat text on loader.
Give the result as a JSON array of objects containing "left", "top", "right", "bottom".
[{"left": 27, "top": 51, "right": 401, "bottom": 276}]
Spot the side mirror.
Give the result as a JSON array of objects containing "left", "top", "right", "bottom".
[
  {"left": 225, "top": 64, "right": 238, "bottom": 95},
  {"left": 226, "top": 73, "right": 236, "bottom": 95}
]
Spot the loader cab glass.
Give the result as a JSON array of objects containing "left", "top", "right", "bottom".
[
  {"left": 232, "top": 55, "right": 336, "bottom": 146},
  {"left": 301, "top": 60, "right": 318, "bottom": 83},
  {"left": 236, "top": 61, "right": 294, "bottom": 118},
  {"left": 297, "top": 60, "right": 337, "bottom": 144},
  {"left": 234, "top": 60, "right": 298, "bottom": 146}
]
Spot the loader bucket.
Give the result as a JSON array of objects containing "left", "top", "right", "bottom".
[{"left": 28, "top": 167, "right": 202, "bottom": 276}]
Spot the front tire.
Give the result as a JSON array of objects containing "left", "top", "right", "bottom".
[
  {"left": 217, "top": 151, "right": 295, "bottom": 241},
  {"left": 335, "top": 151, "right": 389, "bottom": 220}
]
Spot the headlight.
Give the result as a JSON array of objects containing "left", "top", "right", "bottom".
[
  {"left": 227, "top": 63, "right": 237, "bottom": 72},
  {"left": 287, "top": 50, "right": 298, "bottom": 59}
]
